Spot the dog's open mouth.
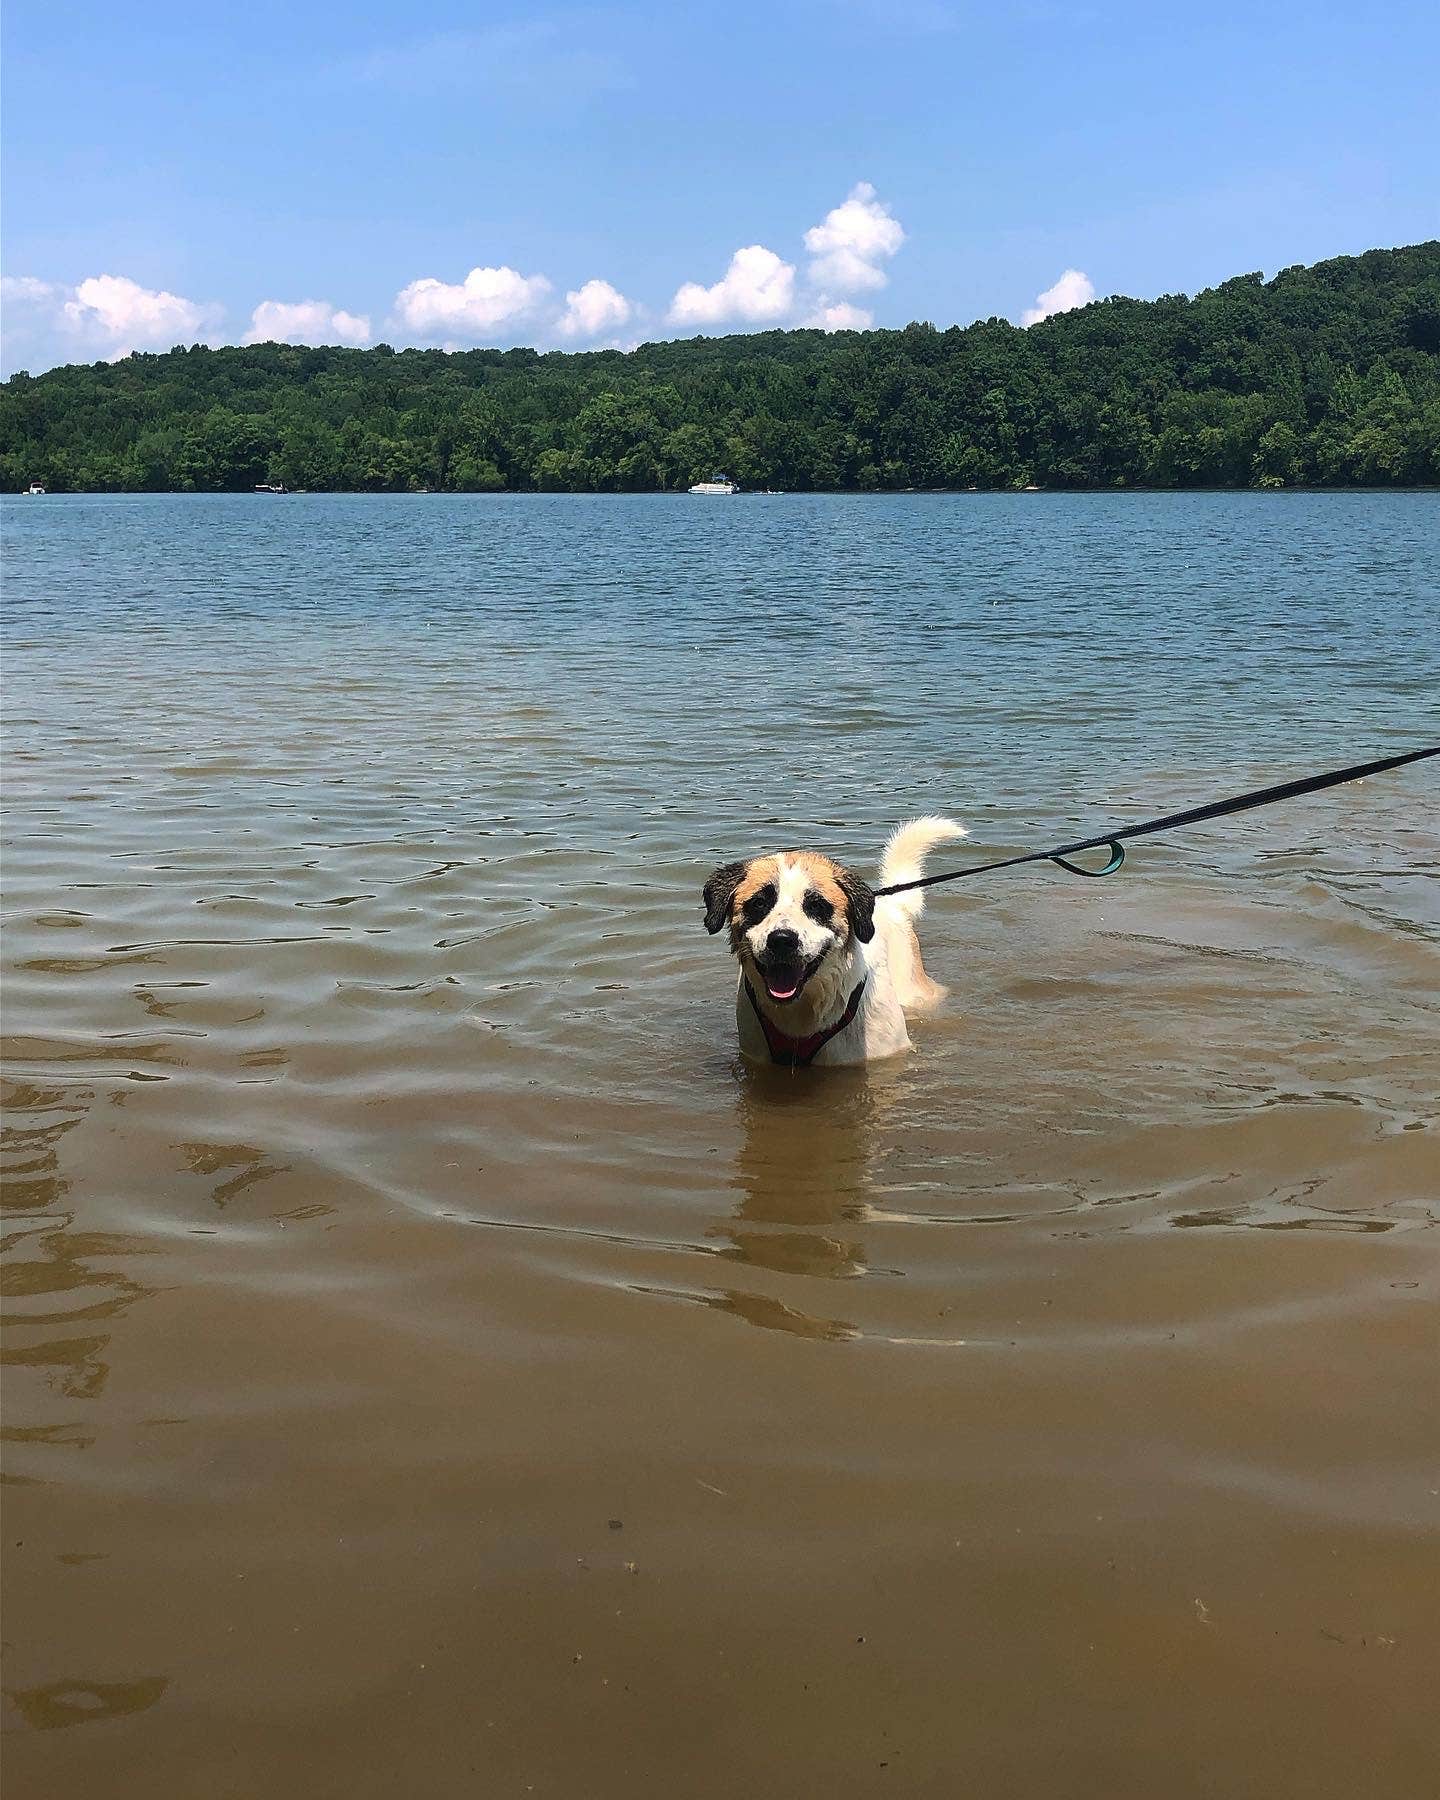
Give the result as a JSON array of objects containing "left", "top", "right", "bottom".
[{"left": 758, "top": 956, "right": 821, "bottom": 1005}]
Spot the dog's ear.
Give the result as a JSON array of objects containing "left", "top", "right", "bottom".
[
  {"left": 836, "top": 866, "right": 877, "bottom": 943},
  {"left": 702, "top": 860, "right": 748, "bottom": 935}
]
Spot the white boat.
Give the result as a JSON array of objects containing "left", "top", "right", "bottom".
[
  {"left": 688, "top": 473, "right": 738, "bottom": 495},
  {"left": 24, "top": 481, "right": 46, "bottom": 496},
  {"left": 254, "top": 482, "right": 289, "bottom": 494}
]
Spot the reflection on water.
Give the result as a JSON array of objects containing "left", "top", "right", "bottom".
[
  {"left": 690, "top": 1284, "right": 859, "bottom": 1342},
  {"left": 2, "top": 493, "right": 1438, "bottom": 1798},
  {"left": 0, "top": 1214, "right": 158, "bottom": 1406},
  {"left": 722, "top": 1068, "right": 894, "bottom": 1281},
  {"left": 176, "top": 1140, "right": 289, "bottom": 1208},
  {"left": 5, "top": 1676, "right": 169, "bottom": 1731}
]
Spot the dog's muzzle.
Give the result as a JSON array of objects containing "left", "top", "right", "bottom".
[{"left": 757, "top": 929, "right": 818, "bottom": 1004}]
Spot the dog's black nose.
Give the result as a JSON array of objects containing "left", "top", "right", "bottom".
[{"left": 766, "top": 928, "right": 801, "bottom": 958}]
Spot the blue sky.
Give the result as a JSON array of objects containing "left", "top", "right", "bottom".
[{"left": 3, "top": 0, "right": 1437, "bottom": 374}]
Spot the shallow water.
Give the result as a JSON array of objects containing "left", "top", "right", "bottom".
[{"left": 3, "top": 492, "right": 1438, "bottom": 1797}]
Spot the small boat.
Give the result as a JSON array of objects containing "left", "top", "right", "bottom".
[
  {"left": 24, "top": 481, "right": 46, "bottom": 496},
  {"left": 254, "top": 482, "right": 289, "bottom": 495},
  {"left": 688, "top": 473, "right": 738, "bottom": 496}
]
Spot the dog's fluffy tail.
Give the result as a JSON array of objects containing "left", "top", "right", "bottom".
[{"left": 877, "top": 815, "right": 968, "bottom": 921}]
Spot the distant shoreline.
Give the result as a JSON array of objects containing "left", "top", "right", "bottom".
[
  {"left": 10, "top": 485, "right": 1440, "bottom": 498},
  {"left": 6, "top": 240, "right": 1437, "bottom": 497}
]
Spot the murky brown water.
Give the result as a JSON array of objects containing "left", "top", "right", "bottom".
[{"left": 3, "top": 493, "right": 1438, "bottom": 1796}]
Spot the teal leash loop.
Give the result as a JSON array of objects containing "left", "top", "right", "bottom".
[{"left": 1049, "top": 840, "right": 1125, "bottom": 878}]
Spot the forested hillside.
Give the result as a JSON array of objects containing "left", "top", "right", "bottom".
[{"left": 4, "top": 243, "right": 1437, "bottom": 492}]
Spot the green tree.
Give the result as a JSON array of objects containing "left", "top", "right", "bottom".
[{"left": 2, "top": 241, "right": 1437, "bottom": 493}]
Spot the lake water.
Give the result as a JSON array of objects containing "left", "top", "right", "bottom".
[{"left": 3, "top": 492, "right": 1438, "bottom": 1797}]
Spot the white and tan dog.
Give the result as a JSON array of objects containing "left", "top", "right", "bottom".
[{"left": 702, "top": 816, "right": 966, "bottom": 1067}]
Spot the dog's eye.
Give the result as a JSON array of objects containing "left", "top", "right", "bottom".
[
  {"left": 802, "top": 891, "right": 835, "bottom": 927},
  {"left": 741, "top": 884, "right": 777, "bottom": 927}
]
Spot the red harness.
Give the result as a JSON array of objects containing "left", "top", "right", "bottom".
[{"left": 744, "top": 977, "right": 867, "bottom": 1068}]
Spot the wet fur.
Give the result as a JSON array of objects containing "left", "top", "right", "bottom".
[{"left": 702, "top": 817, "right": 966, "bottom": 1066}]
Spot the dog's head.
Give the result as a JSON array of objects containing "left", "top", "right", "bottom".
[{"left": 702, "top": 851, "right": 875, "bottom": 1005}]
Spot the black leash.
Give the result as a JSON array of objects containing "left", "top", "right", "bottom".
[{"left": 871, "top": 745, "right": 1440, "bottom": 896}]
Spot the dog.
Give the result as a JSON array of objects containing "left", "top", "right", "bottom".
[{"left": 702, "top": 816, "right": 967, "bottom": 1067}]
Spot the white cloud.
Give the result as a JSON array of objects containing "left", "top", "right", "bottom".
[
  {"left": 803, "top": 299, "right": 873, "bottom": 331},
  {"left": 245, "top": 299, "right": 371, "bottom": 346},
  {"left": 1022, "top": 268, "right": 1096, "bottom": 326},
  {"left": 392, "top": 265, "right": 551, "bottom": 339},
  {"left": 669, "top": 245, "right": 796, "bottom": 327},
  {"left": 804, "top": 182, "right": 905, "bottom": 293},
  {"left": 63, "top": 274, "right": 210, "bottom": 353},
  {"left": 2, "top": 272, "right": 219, "bottom": 371},
  {"left": 0, "top": 277, "right": 61, "bottom": 374},
  {"left": 3, "top": 181, "right": 917, "bottom": 374},
  {"left": 556, "top": 278, "right": 632, "bottom": 339},
  {"left": 1, "top": 276, "right": 59, "bottom": 305}
]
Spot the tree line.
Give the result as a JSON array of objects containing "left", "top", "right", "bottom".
[{"left": 3, "top": 243, "right": 1437, "bottom": 494}]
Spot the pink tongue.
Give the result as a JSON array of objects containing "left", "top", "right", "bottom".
[{"left": 767, "top": 978, "right": 800, "bottom": 1001}]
